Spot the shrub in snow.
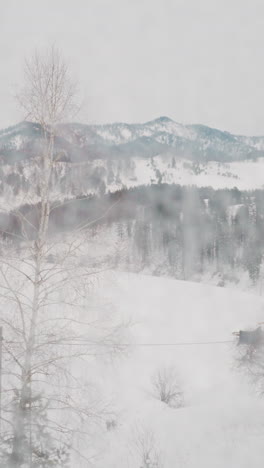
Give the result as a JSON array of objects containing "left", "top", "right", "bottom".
[
  {"left": 132, "top": 426, "right": 164, "bottom": 468},
  {"left": 151, "top": 367, "right": 184, "bottom": 408},
  {"left": 236, "top": 339, "right": 264, "bottom": 395},
  {"left": 106, "top": 418, "right": 117, "bottom": 431}
]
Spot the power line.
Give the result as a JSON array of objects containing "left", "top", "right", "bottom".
[
  {"left": 29, "top": 339, "right": 234, "bottom": 347},
  {"left": 118, "top": 340, "right": 233, "bottom": 347},
  {"left": 0, "top": 339, "right": 234, "bottom": 348}
]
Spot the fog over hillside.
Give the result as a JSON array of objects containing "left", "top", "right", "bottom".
[
  {"left": 1, "top": 5, "right": 264, "bottom": 464},
  {"left": 2, "top": 117, "right": 264, "bottom": 164},
  {"left": 1, "top": 118, "right": 264, "bottom": 215}
]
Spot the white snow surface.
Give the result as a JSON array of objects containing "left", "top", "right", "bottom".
[
  {"left": 78, "top": 272, "right": 264, "bottom": 468},
  {"left": 110, "top": 156, "right": 264, "bottom": 191},
  {"left": 1, "top": 155, "right": 264, "bottom": 211}
]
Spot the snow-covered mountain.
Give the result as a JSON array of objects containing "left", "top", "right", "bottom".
[
  {"left": 1, "top": 117, "right": 264, "bottom": 210},
  {"left": 2, "top": 117, "right": 264, "bottom": 164}
]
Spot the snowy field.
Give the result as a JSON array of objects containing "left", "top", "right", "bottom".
[
  {"left": 1, "top": 156, "right": 264, "bottom": 212},
  {"left": 75, "top": 272, "right": 264, "bottom": 468},
  {"left": 129, "top": 157, "right": 264, "bottom": 191}
]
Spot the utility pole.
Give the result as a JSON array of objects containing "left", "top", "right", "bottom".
[{"left": 0, "top": 326, "right": 3, "bottom": 434}]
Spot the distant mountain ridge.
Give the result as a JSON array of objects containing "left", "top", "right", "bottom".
[{"left": 1, "top": 117, "right": 264, "bottom": 163}]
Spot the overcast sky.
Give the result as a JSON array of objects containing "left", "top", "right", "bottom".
[{"left": 1, "top": 0, "right": 264, "bottom": 135}]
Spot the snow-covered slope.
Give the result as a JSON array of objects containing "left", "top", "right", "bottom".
[
  {"left": 75, "top": 272, "right": 264, "bottom": 467},
  {"left": 1, "top": 235, "right": 264, "bottom": 465},
  {"left": 1, "top": 153, "right": 264, "bottom": 211}
]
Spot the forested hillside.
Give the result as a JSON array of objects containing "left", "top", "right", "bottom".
[{"left": 2, "top": 184, "right": 264, "bottom": 286}]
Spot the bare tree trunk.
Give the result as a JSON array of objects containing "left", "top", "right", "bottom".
[{"left": 10, "top": 128, "right": 53, "bottom": 467}]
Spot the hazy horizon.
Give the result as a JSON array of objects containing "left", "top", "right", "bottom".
[
  {"left": 2, "top": 0, "right": 264, "bottom": 136},
  {"left": 2, "top": 115, "right": 264, "bottom": 138}
]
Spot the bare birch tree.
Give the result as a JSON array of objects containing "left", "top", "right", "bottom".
[{"left": 0, "top": 46, "right": 125, "bottom": 468}]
